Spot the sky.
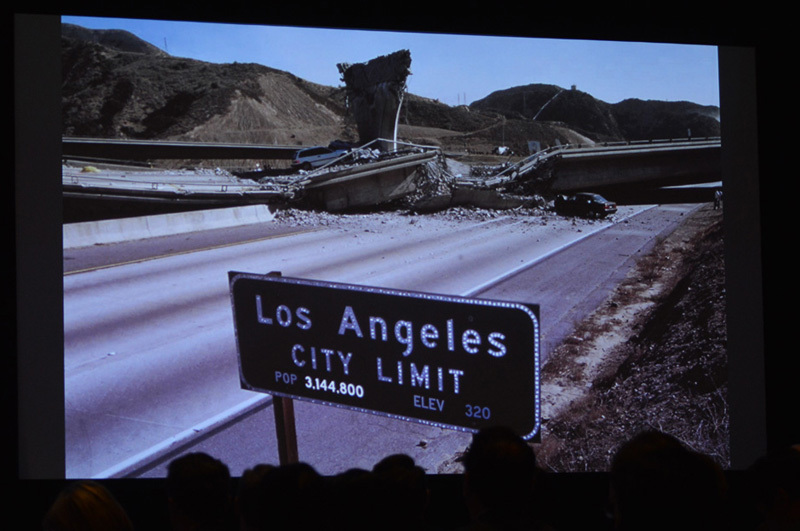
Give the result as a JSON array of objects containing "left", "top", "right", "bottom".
[{"left": 61, "top": 16, "right": 720, "bottom": 108}]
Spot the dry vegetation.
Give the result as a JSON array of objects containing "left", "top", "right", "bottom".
[{"left": 534, "top": 204, "right": 728, "bottom": 471}]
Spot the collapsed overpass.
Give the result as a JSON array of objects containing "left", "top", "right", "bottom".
[
  {"left": 61, "top": 139, "right": 444, "bottom": 220},
  {"left": 467, "top": 137, "right": 721, "bottom": 194},
  {"left": 62, "top": 136, "right": 722, "bottom": 221},
  {"left": 61, "top": 45, "right": 721, "bottom": 217},
  {"left": 549, "top": 138, "right": 721, "bottom": 192}
]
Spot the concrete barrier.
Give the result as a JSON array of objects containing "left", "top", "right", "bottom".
[{"left": 63, "top": 204, "right": 275, "bottom": 249}]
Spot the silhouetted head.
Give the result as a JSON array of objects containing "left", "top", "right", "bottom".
[
  {"left": 372, "top": 453, "right": 429, "bottom": 527},
  {"left": 609, "top": 430, "right": 727, "bottom": 531},
  {"left": 461, "top": 426, "right": 538, "bottom": 515},
  {"left": 748, "top": 445, "right": 800, "bottom": 528},
  {"left": 236, "top": 464, "right": 276, "bottom": 531},
  {"left": 42, "top": 480, "right": 134, "bottom": 531},
  {"left": 257, "top": 462, "right": 327, "bottom": 530},
  {"left": 166, "top": 452, "right": 232, "bottom": 529}
]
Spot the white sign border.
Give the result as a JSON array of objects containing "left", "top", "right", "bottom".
[{"left": 229, "top": 271, "right": 541, "bottom": 440}]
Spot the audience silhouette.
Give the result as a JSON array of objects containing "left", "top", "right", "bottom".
[
  {"left": 372, "top": 453, "right": 435, "bottom": 530},
  {"left": 40, "top": 427, "right": 790, "bottom": 531},
  {"left": 607, "top": 430, "right": 728, "bottom": 531},
  {"left": 458, "top": 425, "right": 553, "bottom": 530},
  {"left": 166, "top": 452, "right": 233, "bottom": 531},
  {"left": 747, "top": 444, "right": 800, "bottom": 531},
  {"left": 42, "top": 480, "right": 135, "bottom": 531},
  {"left": 235, "top": 464, "right": 275, "bottom": 531},
  {"left": 328, "top": 466, "right": 382, "bottom": 530},
  {"left": 253, "top": 461, "right": 327, "bottom": 530}
]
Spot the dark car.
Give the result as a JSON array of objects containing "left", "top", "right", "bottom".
[
  {"left": 291, "top": 146, "right": 350, "bottom": 171},
  {"left": 554, "top": 192, "right": 618, "bottom": 218}
]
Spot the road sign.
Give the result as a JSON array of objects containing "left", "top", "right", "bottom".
[{"left": 229, "top": 272, "right": 541, "bottom": 439}]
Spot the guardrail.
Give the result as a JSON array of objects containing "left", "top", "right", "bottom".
[
  {"left": 62, "top": 137, "right": 300, "bottom": 160},
  {"left": 282, "top": 137, "right": 437, "bottom": 178},
  {"left": 62, "top": 138, "right": 444, "bottom": 210},
  {"left": 462, "top": 136, "right": 721, "bottom": 189},
  {"left": 62, "top": 166, "right": 298, "bottom": 206}
]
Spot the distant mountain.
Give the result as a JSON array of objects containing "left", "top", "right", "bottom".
[
  {"left": 470, "top": 84, "right": 720, "bottom": 142},
  {"left": 610, "top": 98, "right": 721, "bottom": 141},
  {"left": 61, "top": 23, "right": 720, "bottom": 160},
  {"left": 470, "top": 84, "right": 625, "bottom": 141},
  {"left": 62, "top": 23, "right": 170, "bottom": 57},
  {"left": 61, "top": 23, "right": 352, "bottom": 148}
]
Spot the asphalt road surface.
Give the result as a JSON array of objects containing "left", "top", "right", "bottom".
[{"left": 63, "top": 203, "right": 699, "bottom": 477}]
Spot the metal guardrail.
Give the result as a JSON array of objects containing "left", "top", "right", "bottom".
[
  {"left": 62, "top": 138, "right": 444, "bottom": 206},
  {"left": 295, "top": 138, "right": 441, "bottom": 183},
  {"left": 61, "top": 136, "right": 443, "bottom": 163},
  {"left": 62, "top": 166, "right": 299, "bottom": 205},
  {"left": 62, "top": 137, "right": 300, "bottom": 160},
  {"left": 556, "top": 137, "right": 721, "bottom": 157},
  {"left": 463, "top": 136, "right": 722, "bottom": 189},
  {"left": 285, "top": 138, "right": 394, "bottom": 178}
]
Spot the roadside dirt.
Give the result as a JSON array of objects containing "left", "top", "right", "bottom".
[
  {"left": 272, "top": 201, "right": 728, "bottom": 474},
  {"left": 533, "top": 203, "right": 728, "bottom": 471}
]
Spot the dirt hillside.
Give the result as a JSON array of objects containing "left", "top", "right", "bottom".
[
  {"left": 535, "top": 204, "right": 729, "bottom": 471},
  {"left": 61, "top": 23, "right": 721, "bottom": 161}
]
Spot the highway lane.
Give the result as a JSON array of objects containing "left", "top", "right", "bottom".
[
  {"left": 475, "top": 203, "right": 701, "bottom": 354},
  {"left": 63, "top": 203, "right": 696, "bottom": 477},
  {"left": 132, "top": 203, "right": 701, "bottom": 477}
]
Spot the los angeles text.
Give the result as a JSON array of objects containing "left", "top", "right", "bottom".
[{"left": 256, "top": 297, "right": 514, "bottom": 415}]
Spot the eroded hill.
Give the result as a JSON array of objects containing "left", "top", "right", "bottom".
[{"left": 61, "top": 23, "right": 720, "bottom": 162}]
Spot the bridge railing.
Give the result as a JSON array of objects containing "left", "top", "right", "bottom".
[
  {"left": 561, "top": 136, "right": 721, "bottom": 152},
  {"left": 294, "top": 137, "right": 441, "bottom": 178},
  {"left": 455, "top": 136, "right": 721, "bottom": 190}
]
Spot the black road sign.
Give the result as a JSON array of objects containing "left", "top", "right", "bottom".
[{"left": 229, "top": 272, "right": 541, "bottom": 439}]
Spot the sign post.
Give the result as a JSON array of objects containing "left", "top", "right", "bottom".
[
  {"left": 272, "top": 395, "right": 298, "bottom": 465},
  {"left": 229, "top": 272, "right": 541, "bottom": 443},
  {"left": 262, "top": 272, "right": 299, "bottom": 465}
]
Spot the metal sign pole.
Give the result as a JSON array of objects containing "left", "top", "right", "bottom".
[
  {"left": 273, "top": 395, "right": 298, "bottom": 465},
  {"left": 264, "top": 271, "right": 299, "bottom": 465}
]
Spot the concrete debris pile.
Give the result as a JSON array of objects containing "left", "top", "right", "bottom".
[
  {"left": 468, "top": 163, "right": 515, "bottom": 179},
  {"left": 402, "top": 155, "right": 546, "bottom": 213},
  {"left": 435, "top": 200, "right": 558, "bottom": 223},
  {"left": 400, "top": 156, "right": 457, "bottom": 208},
  {"left": 270, "top": 197, "right": 556, "bottom": 235},
  {"left": 350, "top": 147, "right": 383, "bottom": 163},
  {"left": 272, "top": 207, "right": 348, "bottom": 227},
  {"left": 248, "top": 148, "right": 547, "bottom": 214}
]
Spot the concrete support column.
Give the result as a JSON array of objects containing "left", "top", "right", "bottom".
[{"left": 338, "top": 50, "right": 412, "bottom": 151}]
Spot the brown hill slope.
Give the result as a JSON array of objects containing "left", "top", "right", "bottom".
[
  {"left": 470, "top": 84, "right": 625, "bottom": 142},
  {"left": 62, "top": 25, "right": 355, "bottom": 147},
  {"left": 61, "top": 23, "right": 169, "bottom": 57},
  {"left": 611, "top": 98, "right": 721, "bottom": 140},
  {"left": 470, "top": 84, "right": 721, "bottom": 142},
  {"left": 61, "top": 23, "right": 720, "bottom": 160}
]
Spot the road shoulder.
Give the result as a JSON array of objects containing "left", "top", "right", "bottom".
[{"left": 535, "top": 203, "right": 727, "bottom": 471}]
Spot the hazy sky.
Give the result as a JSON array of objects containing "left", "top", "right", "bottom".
[{"left": 62, "top": 16, "right": 720, "bottom": 108}]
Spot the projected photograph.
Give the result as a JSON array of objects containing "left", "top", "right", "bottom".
[{"left": 59, "top": 16, "right": 726, "bottom": 479}]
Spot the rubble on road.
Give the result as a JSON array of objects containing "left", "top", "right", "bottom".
[
  {"left": 63, "top": 139, "right": 560, "bottom": 220},
  {"left": 246, "top": 141, "right": 550, "bottom": 214}
]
